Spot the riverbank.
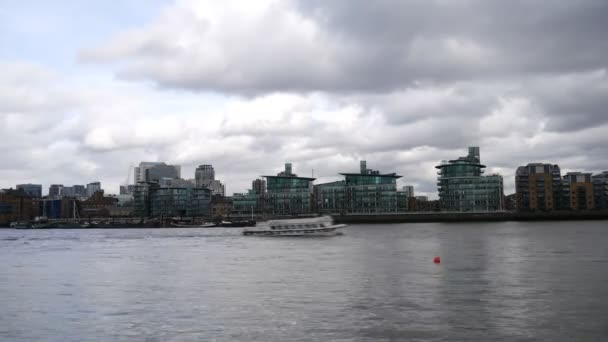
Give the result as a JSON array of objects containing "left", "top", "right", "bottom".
[{"left": 333, "top": 211, "right": 608, "bottom": 224}]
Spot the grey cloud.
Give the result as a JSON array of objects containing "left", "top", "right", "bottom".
[{"left": 83, "top": 0, "right": 608, "bottom": 95}]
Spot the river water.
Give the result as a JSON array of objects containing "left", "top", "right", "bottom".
[{"left": 1, "top": 221, "right": 607, "bottom": 341}]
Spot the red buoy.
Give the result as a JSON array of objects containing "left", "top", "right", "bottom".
[{"left": 433, "top": 256, "right": 441, "bottom": 264}]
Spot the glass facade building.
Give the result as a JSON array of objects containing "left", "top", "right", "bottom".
[
  {"left": 314, "top": 181, "right": 346, "bottom": 214},
  {"left": 264, "top": 163, "right": 314, "bottom": 216},
  {"left": 341, "top": 172, "right": 401, "bottom": 213},
  {"left": 16, "top": 184, "right": 42, "bottom": 198},
  {"left": 314, "top": 161, "right": 402, "bottom": 214},
  {"left": 593, "top": 171, "right": 608, "bottom": 210},
  {"left": 149, "top": 187, "right": 211, "bottom": 218},
  {"left": 133, "top": 183, "right": 211, "bottom": 218},
  {"left": 436, "top": 147, "right": 504, "bottom": 212},
  {"left": 232, "top": 190, "right": 264, "bottom": 216}
]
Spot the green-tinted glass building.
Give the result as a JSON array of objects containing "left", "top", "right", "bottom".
[
  {"left": 232, "top": 190, "right": 264, "bottom": 217},
  {"left": 314, "top": 180, "right": 346, "bottom": 214},
  {"left": 133, "top": 182, "right": 211, "bottom": 218},
  {"left": 264, "top": 163, "right": 315, "bottom": 216},
  {"left": 593, "top": 171, "right": 608, "bottom": 210},
  {"left": 314, "top": 161, "right": 402, "bottom": 214},
  {"left": 150, "top": 187, "right": 211, "bottom": 218},
  {"left": 436, "top": 147, "right": 504, "bottom": 212}
]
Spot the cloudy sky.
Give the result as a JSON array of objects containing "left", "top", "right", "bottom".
[{"left": 2, "top": 0, "right": 607, "bottom": 197}]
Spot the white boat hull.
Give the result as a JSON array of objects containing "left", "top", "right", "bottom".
[{"left": 243, "top": 222, "right": 346, "bottom": 237}]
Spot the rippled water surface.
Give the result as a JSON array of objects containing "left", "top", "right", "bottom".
[{"left": 1, "top": 221, "right": 608, "bottom": 341}]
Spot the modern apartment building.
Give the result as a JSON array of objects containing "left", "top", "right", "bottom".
[
  {"left": 436, "top": 147, "right": 504, "bottom": 212},
  {"left": 132, "top": 182, "right": 211, "bottom": 218},
  {"left": 264, "top": 163, "right": 315, "bottom": 216},
  {"left": 314, "top": 180, "right": 346, "bottom": 214},
  {"left": 593, "top": 171, "right": 608, "bottom": 210},
  {"left": 562, "top": 172, "right": 594, "bottom": 210},
  {"left": 341, "top": 161, "right": 401, "bottom": 214},
  {"left": 515, "top": 163, "right": 562, "bottom": 211},
  {"left": 314, "top": 161, "right": 402, "bottom": 214}
]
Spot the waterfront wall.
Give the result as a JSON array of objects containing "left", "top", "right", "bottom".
[{"left": 332, "top": 211, "right": 608, "bottom": 224}]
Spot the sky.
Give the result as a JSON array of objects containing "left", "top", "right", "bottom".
[{"left": 1, "top": 0, "right": 608, "bottom": 197}]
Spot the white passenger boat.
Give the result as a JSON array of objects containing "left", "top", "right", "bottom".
[{"left": 243, "top": 215, "right": 346, "bottom": 237}]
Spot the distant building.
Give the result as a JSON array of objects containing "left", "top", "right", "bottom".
[
  {"left": 133, "top": 183, "right": 211, "bottom": 218},
  {"left": 232, "top": 190, "right": 265, "bottom": 217},
  {"left": 0, "top": 189, "right": 37, "bottom": 226},
  {"left": 16, "top": 184, "right": 42, "bottom": 198},
  {"left": 504, "top": 193, "right": 518, "bottom": 211},
  {"left": 119, "top": 184, "right": 136, "bottom": 195},
  {"left": 159, "top": 177, "right": 195, "bottom": 188},
  {"left": 62, "top": 186, "right": 75, "bottom": 197},
  {"left": 86, "top": 182, "right": 102, "bottom": 197},
  {"left": 81, "top": 191, "right": 119, "bottom": 218},
  {"left": 264, "top": 163, "right": 315, "bottom": 216},
  {"left": 252, "top": 179, "right": 266, "bottom": 195},
  {"left": 593, "top": 171, "right": 608, "bottom": 210},
  {"left": 195, "top": 165, "right": 215, "bottom": 186},
  {"left": 515, "top": 163, "right": 562, "bottom": 211},
  {"left": 415, "top": 196, "right": 428, "bottom": 202},
  {"left": 402, "top": 185, "right": 415, "bottom": 198},
  {"left": 134, "top": 162, "right": 181, "bottom": 184},
  {"left": 73, "top": 185, "right": 87, "bottom": 198},
  {"left": 408, "top": 198, "right": 440, "bottom": 212},
  {"left": 206, "top": 180, "right": 225, "bottom": 197},
  {"left": 562, "top": 172, "right": 594, "bottom": 210},
  {"left": 211, "top": 194, "right": 233, "bottom": 219},
  {"left": 48, "top": 184, "right": 64, "bottom": 198},
  {"left": 145, "top": 165, "right": 180, "bottom": 183},
  {"left": 38, "top": 198, "right": 79, "bottom": 220},
  {"left": 436, "top": 147, "right": 504, "bottom": 212},
  {"left": 194, "top": 164, "right": 225, "bottom": 196}
]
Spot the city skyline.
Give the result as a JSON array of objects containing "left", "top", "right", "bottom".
[{"left": 2, "top": 1, "right": 608, "bottom": 198}]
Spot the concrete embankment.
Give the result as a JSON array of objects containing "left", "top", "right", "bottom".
[{"left": 333, "top": 211, "right": 608, "bottom": 224}]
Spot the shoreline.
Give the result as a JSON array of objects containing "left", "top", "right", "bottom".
[
  {"left": 333, "top": 211, "right": 608, "bottom": 224},
  {"left": 3, "top": 211, "right": 608, "bottom": 228}
]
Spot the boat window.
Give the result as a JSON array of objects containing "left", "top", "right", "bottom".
[{"left": 320, "top": 224, "right": 325, "bottom": 228}]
